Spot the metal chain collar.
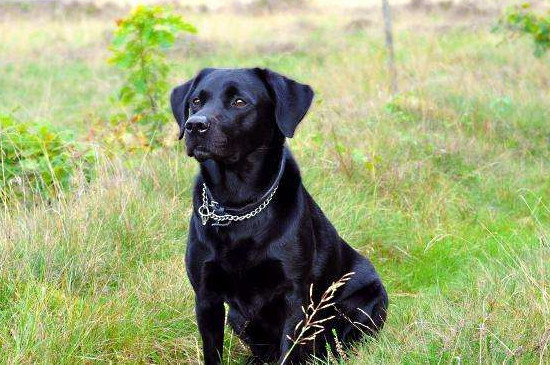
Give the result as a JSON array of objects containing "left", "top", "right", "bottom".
[{"left": 198, "top": 183, "right": 279, "bottom": 226}]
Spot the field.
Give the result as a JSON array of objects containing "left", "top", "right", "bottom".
[{"left": 1, "top": 0, "right": 549, "bottom": 363}]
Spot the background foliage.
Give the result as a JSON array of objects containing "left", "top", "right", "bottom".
[
  {"left": 0, "top": 112, "right": 95, "bottom": 201},
  {"left": 108, "top": 5, "right": 196, "bottom": 148},
  {"left": 0, "top": 0, "right": 549, "bottom": 363},
  {"left": 497, "top": 2, "right": 550, "bottom": 57}
]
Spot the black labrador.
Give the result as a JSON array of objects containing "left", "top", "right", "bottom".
[{"left": 171, "top": 68, "right": 388, "bottom": 364}]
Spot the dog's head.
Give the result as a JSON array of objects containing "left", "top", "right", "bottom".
[{"left": 170, "top": 68, "right": 313, "bottom": 163}]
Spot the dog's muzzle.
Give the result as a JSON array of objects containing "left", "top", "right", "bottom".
[{"left": 185, "top": 116, "right": 210, "bottom": 135}]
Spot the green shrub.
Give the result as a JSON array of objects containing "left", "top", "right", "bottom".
[
  {"left": 0, "top": 113, "right": 96, "bottom": 200},
  {"left": 496, "top": 3, "right": 550, "bottom": 57},
  {"left": 108, "top": 5, "right": 197, "bottom": 149}
]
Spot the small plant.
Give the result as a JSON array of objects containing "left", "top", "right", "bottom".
[
  {"left": 0, "top": 112, "right": 95, "bottom": 200},
  {"left": 496, "top": 3, "right": 550, "bottom": 57},
  {"left": 331, "top": 328, "right": 347, "bottom": 360},
  {"left": 281, "top": 272, "right": 355, "bottom": 365},
  {"left": 109, "top": 5, "right": 197, "bottom": 148}
]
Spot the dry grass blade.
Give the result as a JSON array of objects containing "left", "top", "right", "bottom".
[{"left": 280, "top": 272, "right": 355, "bottom": 365}]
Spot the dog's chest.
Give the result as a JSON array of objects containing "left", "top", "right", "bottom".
[{"left": 204, "top": 254, "right": 291, "bottom": 316}]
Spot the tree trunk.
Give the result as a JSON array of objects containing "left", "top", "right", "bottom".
[{"left": 382, "top": 0, "right": 398, "bottom": 94}]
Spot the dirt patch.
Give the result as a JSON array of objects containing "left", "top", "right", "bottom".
[
  {"left": 406, "top": 0, "right": 434, "bottom": 12},
  {"left": 291, "top": 19, "right": 318, "bottom": 33},
  {"left": 0, "top": 1, "right": 125, "bottom": 20},
  {"left": 404, "top": 0, "right": 498, "bottom": 17},
  {"left": 254, "top": 41, "right": 298, "bottom": 55},
  {"left": 345, "top": 18, "right": 374, "bottom": 32},
  {"left": 450, "top": 1, "right": 491, "bottom": 17},
  {"left": 168, "top": 34, "right": 220, "bottom": 57},
  {"left": 227, "top": 0, "right": 310, "bottom": 15},
  {"left": 0, "top": 0, "right": 208, "bottom": 21}
]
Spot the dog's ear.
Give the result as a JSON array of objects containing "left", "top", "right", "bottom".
[
  {"left": 170, "top": 80, "right": 193, "bottom": 140},
  {"left": 259, "top": 68, "right": 314, "bottom": 138},
  {"left": 170, "top": 68, "right": 214, "bottom": 140}
]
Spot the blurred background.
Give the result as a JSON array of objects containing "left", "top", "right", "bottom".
[{"left": 0, "top": 0, "right": 549, "bottom": 363}]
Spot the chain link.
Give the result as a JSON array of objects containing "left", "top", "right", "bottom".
[{"left": 198, "top": 183, "right": 278, "bottom": 226}]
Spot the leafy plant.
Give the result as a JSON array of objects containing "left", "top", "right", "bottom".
[
  {"left": 108, "top": 5, "right": 197, "bottom": 148},
  {"left": 496, "top": 3, "right": 550, "bottom": 57},
  {"left": 0, "top": 113, "right": 96, "bottom": 200}
]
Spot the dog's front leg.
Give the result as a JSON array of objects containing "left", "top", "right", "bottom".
[
  {"left": 196, "top": 297, "right": 225, "bottom": 365},
  {"left": 278, "top": 292, "right": 308, "bottom": 364}
]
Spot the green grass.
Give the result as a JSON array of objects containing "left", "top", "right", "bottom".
[{"left": 1, "top": 3, "right": 549, "bottom": 364}]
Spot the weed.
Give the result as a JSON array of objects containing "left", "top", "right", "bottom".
[
  {"left": 109, "top": 5, "right": 196, "bottom": 149},
  {"left": 0, "top": 112, "right": 95, "bottom": 203},
  {"left": 495, "top": 3, "right": 550, "bottom": 57},
  {"left": 282, "top": 272, "right": 355, "bottom": 364}
]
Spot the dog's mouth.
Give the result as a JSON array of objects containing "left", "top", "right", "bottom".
[
  {"left": 187, "top": 145, "right": 212, "bottom": 162},
  {"left": 186, "top": 143, "right": 241, "bottom": 164}
]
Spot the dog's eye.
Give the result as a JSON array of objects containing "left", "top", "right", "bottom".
[
  {"left": 233, "top": 98, "right": 247, "bottom": 108},
  {"left": 191, "top": 97, "right": 201, "bottom": 107}
]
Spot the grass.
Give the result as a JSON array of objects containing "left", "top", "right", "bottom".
[{"left": 1, "top": 1, "right": 549, "bottom": 363}]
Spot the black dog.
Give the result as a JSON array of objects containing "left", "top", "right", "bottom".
[{"left": 171, "top": 68, "right": 388, "bottom": 364}]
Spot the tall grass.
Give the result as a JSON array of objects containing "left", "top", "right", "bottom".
[{"left": 1, "top": 2, "right": 549, "bottom": 363}]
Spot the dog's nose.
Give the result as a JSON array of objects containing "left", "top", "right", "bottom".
[{"left": 185, "top": 116, "right": 210, "bottom": 134}]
